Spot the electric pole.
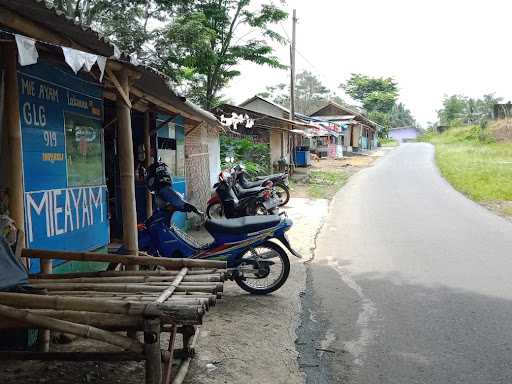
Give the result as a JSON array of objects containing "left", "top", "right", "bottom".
[{"left": 289, "top": 9, "right": 297, "bottom": 120}]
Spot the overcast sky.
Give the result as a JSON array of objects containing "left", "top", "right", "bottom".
[{"left": 225, "top": 0, "right": 512, "bottom": 125}]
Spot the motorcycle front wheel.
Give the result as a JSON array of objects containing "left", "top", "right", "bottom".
[{"left": 234, "top": 241, "right": 290, "bottom": 295}]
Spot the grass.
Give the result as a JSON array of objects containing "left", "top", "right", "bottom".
[
  {"left": 503, "top": 205, "right": 512, "bottom": 216},
  {"left": 424, "top": 125, "right": 512, "bottom": 203},
  {"left": 380, "top": 138, "right": 399, "bottom": 147},
  {"left": 307, "top": 170, "right": 348, "bottom": 199}
]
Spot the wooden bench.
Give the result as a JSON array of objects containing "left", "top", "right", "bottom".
[{"left": 0, "top": 249, "right": 227, "bottom": 384}]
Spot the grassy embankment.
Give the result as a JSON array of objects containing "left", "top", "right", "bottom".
[{"left": 420, "top": 123, "right": 512, "bottom": 217}]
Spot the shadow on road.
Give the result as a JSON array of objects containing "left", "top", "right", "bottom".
[{"left": 297, "top": 260, "right": 512, "bottom": 384}]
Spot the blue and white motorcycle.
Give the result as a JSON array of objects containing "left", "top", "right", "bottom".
[{"left": 135, "top": 198, "right": 300, "bottom": 295}]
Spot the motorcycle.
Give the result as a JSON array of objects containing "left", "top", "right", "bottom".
[
  {"left": 135, "top": 200, "right": 301, "bottom": 295},
  {"left": 233, "top": 165, "right": 290, "bottom": 207},
  {"left": 206, "top": 170, "right": 279, "bottom": 219}
]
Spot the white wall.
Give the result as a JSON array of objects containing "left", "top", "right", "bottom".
[{"left": 207, "top": 133, "right": 221, "bottom": 186}]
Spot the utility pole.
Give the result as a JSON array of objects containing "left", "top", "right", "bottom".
[{"left": 289, "top": 9, "right": 297, "bottom": 120}]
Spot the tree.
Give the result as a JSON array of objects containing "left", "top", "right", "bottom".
[
  {"left": 389, "top": 102, "right": 417, "bottom": 128},
  {"left": 437, "top": 94, "right": 502, "bottom": 126},
  {"left": 258, "top": 70, "right": 344, "bottom": 115},
  {"left": 342, "top": 73, "right": 398, "bottom": 113},
  {"left": 153, "top": 0, "right": 288, "bottom": 109},
  {"left": 342, "top": 74, "right": 402, "bottom": 137},
  {"left": 49, "top": 0, "right": 175, "bottom": 59}
]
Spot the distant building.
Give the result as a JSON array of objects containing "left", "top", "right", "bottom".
[
  {"left": 389, "top": 127, "right": 422, "bottom": 142},
  {"left": 310, "top": 102, "right": 380, "bottom": 152}
]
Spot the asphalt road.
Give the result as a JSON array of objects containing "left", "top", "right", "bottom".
[{"left": 297, "top": 143, "right": 512, "bottom": 384}]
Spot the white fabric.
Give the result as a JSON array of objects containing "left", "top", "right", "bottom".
[
  {"left": 129, "top": 53, "right": 139, "bottom": 66},
  {"left": 96, "top": 56, "right": 107, "bottom": 81},
  {"left": 62, "top": 46, "right": 100, "bottom": 74},
  {"left": 112, "top": 44, "right": 121, "bottom": 59},
  {"left": 15, "top": 34, "right": 39, "bottom": 66}
]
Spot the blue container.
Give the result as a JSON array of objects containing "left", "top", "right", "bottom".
[{"left": 295, "top": 150, "right": 311, "bottom": 167}]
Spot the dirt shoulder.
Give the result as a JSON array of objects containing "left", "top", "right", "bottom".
[
  {"left": 185, "top": 198, "right": 329, "bottom": 384},
  {"left": 290, "top": 149, "right": 392, "bottom": 200},
  {"left": 185, "top": 150, "right": 393, "bottom": 384}
]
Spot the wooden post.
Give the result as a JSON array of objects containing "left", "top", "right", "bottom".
[
  {"left": 116, "top": 68, "right": 139, "bottom": 270},
  {"left": 38, "top": 259, "right": 52, "bottom": 352},
  {"left": 144, "top": 318, "right": 162, "bottom": 384},
  {"left": 3, "top": 45, "right": 24, "bottom": 236},
  {"left": 144, "top": 111, "right": 153, "bottom": 219}
]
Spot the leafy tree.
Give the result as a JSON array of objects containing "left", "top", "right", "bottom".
[
  {"left": 389, "top": 102, "right": 417, "bottom": 128},
  {"left": 258, "top": 70, "right": 345, "bottom": 115},
  {"left": 49, "top": 0, "right": 175, "bottom": 58},
  {"left": 437, "top": 94, "right": 502, "bottom": 126},
  {"left": 154, "top": 0, "right": 288, "bottom": 109},
  {"left": 342, "top": 74, "right": 398, "bottom": 113},
  {"left": 342, "top": 73, "right": 402, "bottom": 137}
]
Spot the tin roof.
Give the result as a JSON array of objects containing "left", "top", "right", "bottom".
[
  {"left": 0, "top": 0, "right": 219, "bottom": 126},
  {"left": 0, "top": 0, "right": 114, "bottom": 56},
  {"left": 240, "top": 95, "right": 292, "bottom": 116}
]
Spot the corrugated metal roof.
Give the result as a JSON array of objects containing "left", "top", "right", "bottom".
[
  {"left": 0, "top": 0, "right": 114, "bottom": 56},
  {"left": 0, "top": 0, "right": 219, "bottom": 126}
]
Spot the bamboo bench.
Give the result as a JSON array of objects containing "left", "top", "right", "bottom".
[{"left": 0, "top": 249, "right": 227, "bottom": 384}]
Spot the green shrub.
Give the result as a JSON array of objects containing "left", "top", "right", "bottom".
[{"left": 220, "top": 136, "right": 271, "bottom": 176}]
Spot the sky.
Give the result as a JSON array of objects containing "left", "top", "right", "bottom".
[{"left": 225, "top": 0, "right": 512, "bottom": 126}]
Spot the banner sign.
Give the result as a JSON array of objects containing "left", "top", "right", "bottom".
[{"left": 18, "top": 61, "right": 108, "bottom": 254}]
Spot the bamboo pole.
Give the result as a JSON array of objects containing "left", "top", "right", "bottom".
[
  {"left": 115, "top": 67, "right": 138, "bottom": 271},
  {"left": 0, "top": 310, "right": 143, "bottom": 330},
  {"left": 38, "top": 259, "right": 53, "bottom": 352},
  {"left": 28, "top": 282, "right": 220, "bottom": 294},
  {"left": 0, "top": 351, "right": 146, "bottom": 361},
  {"left": 31, "top": 269, "right": 223, "bottom": 279},
  {"left": 29, "top": 274, "right": 221, "bottom": 284},
  {"left": 0, "top": 293, "right": 204, "bottom": 324},
  {"left": 144, "top": 318, "right": 162, "bottom": 384},
  {"left": 144, "top": 111, "right": 153, "bottom": 219},
  {"left": 45, "top": 291, "right": 217, "bottom": 306},
  {"left": 3, "top": 45, "right": 24, "bottom": 234},
  {"left": 0, "top": 304, "right": 144, "bottom": 353},
  {"left": 172, "top": 327, "right": 200, "bottom": 384},
  {"left": 156, "top": 268, "right": 187, "bottom": 304},
  {"left": 23, "top": 249, "right": 227, "bottom": 270}
]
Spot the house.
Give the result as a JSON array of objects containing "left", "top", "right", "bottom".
[
  {"left": 294, "top": 113, "right": 344, "bottom": 159},
  {"left": 238, "top": 96, "right": 296, "bottom": 169},
  {"left": 310, "top": 102, "right": 380, "bottom": 152},
  {"left": 217, "top": 96, "right": 311, "bottom": 171},
  {"left": 388, "top": 126, "right": 422, "bottom": 142},
  {"left": 0, "top": 0, "right": 221, "bottom": 274}
]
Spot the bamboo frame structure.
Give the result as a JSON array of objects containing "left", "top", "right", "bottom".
[
  {"left": 0, "top": 249, "right": 227, "bottom": 384},
  {"left": 114, "top": 66, "right": 138, "bottom": 270}
]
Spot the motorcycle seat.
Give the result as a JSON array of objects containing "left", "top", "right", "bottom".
[
  {"left": 241, "top": 179, "right": 266, "bottom": 189},
  {"left": 205, "top": 215, "right": 281, "bottom": 235},
  {"left": 235, "top": 185, "right": 265, "bottom": 198},
  {"left": 255, "top": 173, "right": 285, "bottom": 181}
]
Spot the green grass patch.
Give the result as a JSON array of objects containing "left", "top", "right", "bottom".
[
  {"left": 426, "top": 126, "right": 512, "bottom": 202},
  {"left": 380, "top": 138, "right": 399, "bottom": 147},
  {"left": 307, "top": 170, "right": 348, "bottom": 199},
  {"left": 502, "top": 206, "right": 512, "bottom": 217}
]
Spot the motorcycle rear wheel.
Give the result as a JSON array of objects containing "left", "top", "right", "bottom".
[
  {"left": 234, "top": 241, "right": 290, "bottom": 295},
  {"left": 275, "top": 183, "right": 290, "bottom": 207},
  {"left": 206, "top": 202, "right": 224, "bottom": 219}
]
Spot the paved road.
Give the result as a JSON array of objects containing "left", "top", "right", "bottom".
[{"left": 297, "top": 143, "right": 512, "bottom": 384}]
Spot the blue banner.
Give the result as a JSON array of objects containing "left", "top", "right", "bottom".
[{"left": 18, "top": 61, "right": 109, "bottom": 258}]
